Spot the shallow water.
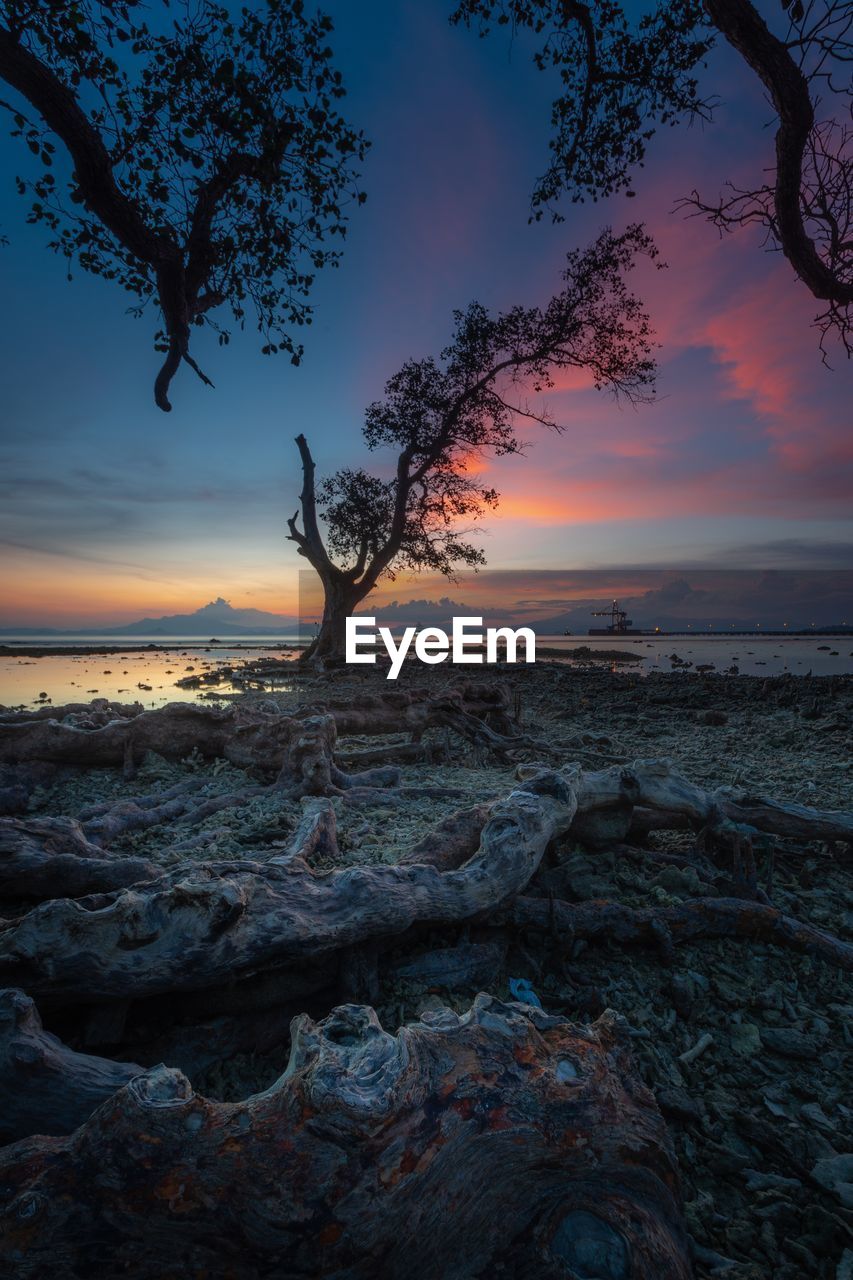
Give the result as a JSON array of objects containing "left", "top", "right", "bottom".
[
  {"left": 0, "top": 633, "right": 850, "bottom": 710},
  {"left": 541, "top": 634, "right": 853, "bottom": 677},
  {"left": 0, "top": 644, "right": 298, "bottom": 710}
]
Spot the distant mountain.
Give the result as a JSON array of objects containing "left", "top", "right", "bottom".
[
  {"left": 106, "top": 598, "right": 300, "bottom": 636},
  {"left": 0, "top": 598, "right": 301, "bottom": 637}
]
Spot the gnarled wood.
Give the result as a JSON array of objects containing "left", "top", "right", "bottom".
[
  {"left": 400, "top": 802, "right": 491, "bottom": 870},
  {"left": 0, "top": 684, "right": 518, "bottom": 776},
  {"left": 0, "top": 816, "right": 158, "bottom": 901},
  {"left": 0, "top": 996, "right": 692, "bottom": 1280},
  {"left": 2, "top": 758, "right": 849, "bottom": 1005},
  {"left": 0, "top": 772, "right": 576, "bottom": 1003},
  {"left": 550, "top": 757, "right": 853, "bottom": 846},
  {"left": 0, "top": 989, "right": 142, "bottom": 1143}
]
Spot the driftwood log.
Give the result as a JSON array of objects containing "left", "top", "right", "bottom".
[
  {"left": 1, "top": 759, "right": 850, "bottom": 1008},
  {"left": 0, "top": 989, "right": 142, "bottom": 1143},
  {"left": 0, "top": 816, "right": 159, "bottom": 901},
  {"left": 0, "top": 684, "right": 516, "bottom": 772},
  {"left": 0, "top": 996, "right": 692, "bottom": 1280},
  {"left": 0, "top": 772, "right": 575, "bottom": 1002}
]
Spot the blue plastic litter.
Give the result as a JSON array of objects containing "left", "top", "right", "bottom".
[{"left": 508, "top": 977, "right": 542, "bottom": 1008}]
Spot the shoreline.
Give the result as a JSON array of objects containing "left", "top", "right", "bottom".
[{"left": 0, "top": 642, "right": 307, "bottom": 659}]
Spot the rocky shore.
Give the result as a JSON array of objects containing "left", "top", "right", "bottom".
[{"left": 1, "top": 660, "right": 850, "bottom": 1278}]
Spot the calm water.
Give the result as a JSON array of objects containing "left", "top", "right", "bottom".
[
  {"left": 543, "top": 635, "right": 853, "bottom": 677},
  {"left": 0, "top": 634, "right": 850, "bottom": 710},
  {"left": 0, "top": 639, "right": 300, "bottom": 711}
]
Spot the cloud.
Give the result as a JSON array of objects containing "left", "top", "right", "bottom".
[{"left": 301, "top": 569, "right": 853, "bottom": 632}]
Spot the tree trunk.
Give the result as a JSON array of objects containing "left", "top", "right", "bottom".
[
  {"left": 0, "top": 996, "right": 693, "bottom": 1280},
  {"left": 302, "top": 574, "right": 371, "bottom": 666}
]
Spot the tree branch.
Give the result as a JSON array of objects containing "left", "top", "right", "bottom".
[
  {"left": 184, "top": 124, "right": 299, "bottom": 302},
  {"left": 288, "top": 433, "right": 334, "bottom": 574},
  {"left": 0, "top": 31, "right": 306, "bottom": 410},
  {"left": 703, "top": 0, "right": 853, "bottom": 307},
  {"left": 0, "top": 25, "right": 167, "bottom": 267}
]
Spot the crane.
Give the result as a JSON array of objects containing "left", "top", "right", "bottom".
[{"left": 589, "top": 600, "right": 633, "bottom": 634}]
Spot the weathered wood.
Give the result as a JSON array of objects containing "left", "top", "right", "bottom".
[
  {"left": 0, "top": 996, "right": 692, "bottom": 1280},
  {"left": 389, "top": 940, "right": 505, "bottom": 989},
  {"left": 0, "top": 988, "right": 142, "bottom": 1142},
  {"left": 2, "top": 758, "right": 848, "bottom": 1005},
  {"left": 0, "top": 772, "right": 576, "bottom": 1003},
  {"left": 306, "top": 680, "right": 519, "bottom": 738},
  {"left": 337, "top": 739, "right": 434, "bottom": 768},
  {"left": 508, "top": 894, "right": 853, "bottom": 970},
  {"left": 400, "top": 802, "right": 491, "bottom": 871},
  {"left": 278, "top": 713, "right": 401, "bottom": 795},
  {"left": 0, "top": 685, "right": 517, "bottom": 772},
  {"left": 79, "top": 777, "right": 208, "bottom": 844},
  {"left": 0, "top": 816, "right": 158, "bottom": 901},
  {"left": 553, "top": 757, "right": 853, "bottom": 845}
]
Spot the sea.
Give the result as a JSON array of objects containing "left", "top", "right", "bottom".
[{"left": 0, "top": 632, "right": 851, "bottom": 712}]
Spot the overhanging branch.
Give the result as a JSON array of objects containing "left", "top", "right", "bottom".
[{"left": 703, "top": 0, "right": 853, "bottom": 308}]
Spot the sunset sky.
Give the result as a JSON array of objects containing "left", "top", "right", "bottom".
[{"left": 0, "top": 0, "right": 850, "bottom": 627}]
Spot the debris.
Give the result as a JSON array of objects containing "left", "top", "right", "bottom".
[{"left": 679, "top": 1032, "right": 714, "bottom": 1064}]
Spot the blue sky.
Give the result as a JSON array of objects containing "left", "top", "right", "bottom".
[{"left": 0, "top": 0, "right": 850, "bottom": 625}]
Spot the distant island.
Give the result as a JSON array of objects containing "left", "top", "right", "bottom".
[{"left": 2, "top": 590, "right": 852, "bottom": 641}]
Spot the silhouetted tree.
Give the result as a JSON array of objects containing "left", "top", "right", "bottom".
[
  {"left": 287, "top": 225, "right": 658, "bottom": 664},
  {"left": 0, "top": 0, "right": 367, "bottom": 408},
  {"left": 453, "top": 0, "right": 852, "bottom": 353}
]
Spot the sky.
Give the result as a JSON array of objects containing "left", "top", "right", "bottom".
[
  {"left": 301, "top": 570, "right": 853, "bottom": 632},
  {"left": 0, "top": 0, "right": 850, "bottom": 627}
]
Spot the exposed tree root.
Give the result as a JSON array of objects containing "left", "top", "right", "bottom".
[
  {"left": 79, "top": 778, "right": 210, "bottom": 844},
  {"left": 508, "top": 895, "right": 853, "bottom": 972},
  {"left": 400, "top": 803, "right": 491, "bottom": 870},
  {"left": 0, "top": 988, "right": 142, "bottom": 1142},
  {"left": 0, "top": 684, "right": 518, "bottom": 772},
  {"left": 2, "top": 757, "right": 850, "bottom": 1006},
  {"left": 0, "top": 816, "right": 159, "bottom": 901},
  {"left": 0, "top": 996, "right": 691, "bottom": 1280},
  {"left": 0, "top": 772, "right": 576, "bottom": 1003},
  {"left": 561, "top": 757, "right": 853, "bottom": 846},
  {"left": 0, "top": 687, "right": 850, "bottom": 1280}
]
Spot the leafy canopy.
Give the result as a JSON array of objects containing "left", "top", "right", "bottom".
[
  {"left": 451, "top": 0, "right": 713, "bottom": 215},
  {"left": 0, "top": 0, "right": 367, "bottom": 405},
  {"left": 452, "top": 0, "right": 852, "bottom": 352},
  {"left": 309, "top": 225, "right": 659, "bottom": 583}
]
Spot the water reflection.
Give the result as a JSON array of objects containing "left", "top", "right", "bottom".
[
  {"left": 0, "top": 635, "right": 850, "bottom": 710},
  {"left": 0, "top": 646, "right": 299, "bottom": 710}
]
